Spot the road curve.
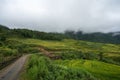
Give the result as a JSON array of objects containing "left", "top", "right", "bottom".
[{"left": 0, "top": 55, "right": 29, "bottom": 80}]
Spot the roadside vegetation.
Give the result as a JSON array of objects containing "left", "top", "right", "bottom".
[
  {"left": 21, "top": 54, "right": 96, "bottom": 80},
  {"left": 55, "top": 59, "right": 120, "bottom": 80},
  {"left": 19, "top": 38, "right": 120, "bottom": 80},
  {"left": 0, "top": 37, "right": 39, "bottom": 69}
]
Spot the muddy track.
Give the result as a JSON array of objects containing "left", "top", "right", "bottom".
[
  {"left": 39, "top": 47, "right": 61, "bottom": 59},
  {"left": 0, "top": 55, "right": 29, "bottom": 80}
]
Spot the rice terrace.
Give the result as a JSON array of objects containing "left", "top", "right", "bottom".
[{"left": 0, "top": 0, "right": 120, "bottom": 80}]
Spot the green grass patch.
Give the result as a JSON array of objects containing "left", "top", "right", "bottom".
[
  {"left": 55, "top": 59, "right": 120, "bottom": 80},
  {"left": 21, "top": 54, "right": 96, "bottom": 80}
]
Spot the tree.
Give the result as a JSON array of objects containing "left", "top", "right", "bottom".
[
  {"left": 98, "top": 52, "right": 104, "bottom": 61},
  {"left": 0, "top": 35, "right": 6, "bottom": 42}
]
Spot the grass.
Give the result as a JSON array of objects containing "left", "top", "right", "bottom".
[
  {"left": 11, "top": 38, "right": 120, "bottom": 52},
  {"left": 55, "top": 59, "right": 120, "bottom": 80},
  {"left": 0, "top": 39, "right": 40, "bottom": 70},
  {"left": 10, "top": 38, "right": 120, "bottom": 80},
  {"left": 12, "top": 38, "right": 120, "bottom": 58},
  {"left": 21, "top": 54, "right": 96, "bottom": 80}
]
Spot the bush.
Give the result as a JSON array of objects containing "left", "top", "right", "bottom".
[
  {"left": 22, "top": 47, "right": 39, "bottom": 53},
  {"left": 0, "top": 42, "right": 3, "bottom": 46},
  {"left": 22, "top": 55, "right": 96, "bottom": 80},
  {"left": 0, "top": 47, "right": 18, "bottom": 57},
  {"left": 0, "top": 36, "right": 6, "bottom": 42},
  {"left": 57, "top": 51, "right": 98, "bottom": 60},
  {"left": 5, "top": 39, "right": 39, "bottom": 54},
  {"left": 84, "top": 52, "right": 98, "bottom": 60},
  {"left": 58, "top": 51, "right": 84, "bottom": 60}
]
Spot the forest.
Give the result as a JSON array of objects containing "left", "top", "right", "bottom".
[{"left": 1, "top": 24, "right": 120, "bottom": 44}]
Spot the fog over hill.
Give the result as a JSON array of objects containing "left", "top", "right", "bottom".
[{"left": 0, "top": 0, "right": 120, "bottom": 32}]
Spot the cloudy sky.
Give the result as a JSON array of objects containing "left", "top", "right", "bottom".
[{"left": 0, "top": 0, "right": 120, "bottom": 32}]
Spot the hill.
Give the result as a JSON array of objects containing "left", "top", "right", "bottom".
[
  {"left": 65, "top": 30, "right": 120, "bottom": 44},
  {"left": 0, "top": 24, "right": 120, "bottom": 80},
  {"left": 0, "top": 24, "right": 120, "bottom": 44},
  {"left": 16, "top": 38, "right": 120, "bottom": 80}
]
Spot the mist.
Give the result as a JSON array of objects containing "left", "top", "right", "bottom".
[{"left": 0, "top": 0, "right": 120, "bottom": 33}]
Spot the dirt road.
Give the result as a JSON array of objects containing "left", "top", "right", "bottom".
[{"left": 0, "top": 55, "right": 29, "bottom": 80}]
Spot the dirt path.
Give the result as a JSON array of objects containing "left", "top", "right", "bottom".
[
  {"left": 39, "top": 47, "right": 61, "bottom": 59},
  {"left": 0, "top": 55, "right": 29, "bottom": 80},
  {"left": 40, "top": 48, "right": 53, "bottom": 57}
]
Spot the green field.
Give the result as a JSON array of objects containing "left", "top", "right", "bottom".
[
  {"left": 14, "top": 38, "right": 120, "bottom": 80},
  {"left": 1, "top": 19, "right": 120, "bottom": 80},
  {"left": 15, "top": 38, "right": 120, "bottom": 61},
  {"left": 21, "top": 54, "right": 96, "bottom": 80},
  {"left": 12, "top": 38, "right": 120, "bottom": 52},
  {"left": 55, "top": 59, "right": 120, "bottom": 80}
]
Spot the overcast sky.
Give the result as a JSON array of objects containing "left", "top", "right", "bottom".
[{"left": 0, "top": 0, "right": 120, "bottom": 33}]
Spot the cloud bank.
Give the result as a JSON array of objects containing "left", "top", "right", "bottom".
[{"left": 0, "top": 0, "right": 120, "bottom": 32}]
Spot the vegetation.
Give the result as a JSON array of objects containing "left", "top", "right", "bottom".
[
  {"left": 0, "top": 38, "right": 39, "bottom": 69},
  {"left": 0, "top": 25, "right": 120, "bottom": 80},
  {"left": 55, "top": 60, "right": 120, "bottom": 80},
  {"left": 65, "top": 30, "right": 120, "bottom": 44},
  {"left": 1, "top": 24, "right": 120, "bottom": 44},
  {"left": 16, "top": 38, "right": 120, "bottom": 65},
  {"left": 21, "top": 54, "right": 96, "bottom": 80},
  {"left": 0, "top": 24, "right": 67, "bottom": 41},
  {"left": 17, "top": 38, "right": 120, "bottom": 80},
  {"left": 54, "top": 50, "right": 99, "bottom": 60}
]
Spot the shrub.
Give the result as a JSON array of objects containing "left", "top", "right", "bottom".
[
  {"left": 84, "top": 52, "right": 98, "bottom": 60},
  {"left": 0, "top": 47, "right": 18, "bottom": 57},
  {"left": 23, "top": 55, "right": 96, "bottom": 80},
  {"left": 57, "top": 51, "right": 98, "bottom": 60},
  {"left": 59, "top": 51, "right": 84, "bottom": 60}
]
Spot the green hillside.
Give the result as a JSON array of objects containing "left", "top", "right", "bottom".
[
  {"left": 11, "top": 38, "right": 120, "bottom": 80},
  {"left": 0, "top": 25, "right": 120, "bottom": 80},
  {"left": 14, "top": 38, "right": 120, "bottom": 64},
  {"left": 55, "top": 59, "right": 120, "bottom": 80}
]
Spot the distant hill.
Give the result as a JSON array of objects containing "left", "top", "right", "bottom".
[
  {"left": 0, "top": 25, "right": 9, "bottom": 32},
  {"left": 65, "top": 30, "right": 120, "bottom": 44},
  {"left": 0, "top": 25, "right": 67, "bottom": 41},
  {"left": 0, "top": 24, "right": 120, "bottom": 44}
]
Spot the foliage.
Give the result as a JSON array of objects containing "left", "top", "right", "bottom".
[
  {"left": 55, "top": 59, "right": 120, "bottom": 80},
  {"left": 22, "top": 54, "right": 96, "bottom": 80},
  {"left": 0, "top": 38, "right": 39, "bottom": 69},
  {"left": 0, "top": 47, "right": 18, "bottom": 57},
  {"left": 0, "top": 25, "right": 9, "bottom": 33},
  {"left": 0, "top": 25, "right": 120, "bottom": 80},
  {"left": 65, "top": 30, "right": 120, "bottom": 44},
  {"left": 0, "top": 35, "right": 6, "bottom": 42},
  {"left": 55, "top": 51, "right": 99, "bottom": 60},
  {"left": 17, "top": 38, "right": 120, "bottom": 65},
  {"left": 1, "top": 24, "right": 120, "bottom": 43}
]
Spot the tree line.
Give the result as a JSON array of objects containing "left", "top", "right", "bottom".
[
  {"left": 0, "top": 24, "right": 120, "bottom": 44},
  {"left": 0, "top": 25, "right": 67, "bottom": 41},
  {"left": 65, "top": 30, "right": 120, "bottom": 44}
]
